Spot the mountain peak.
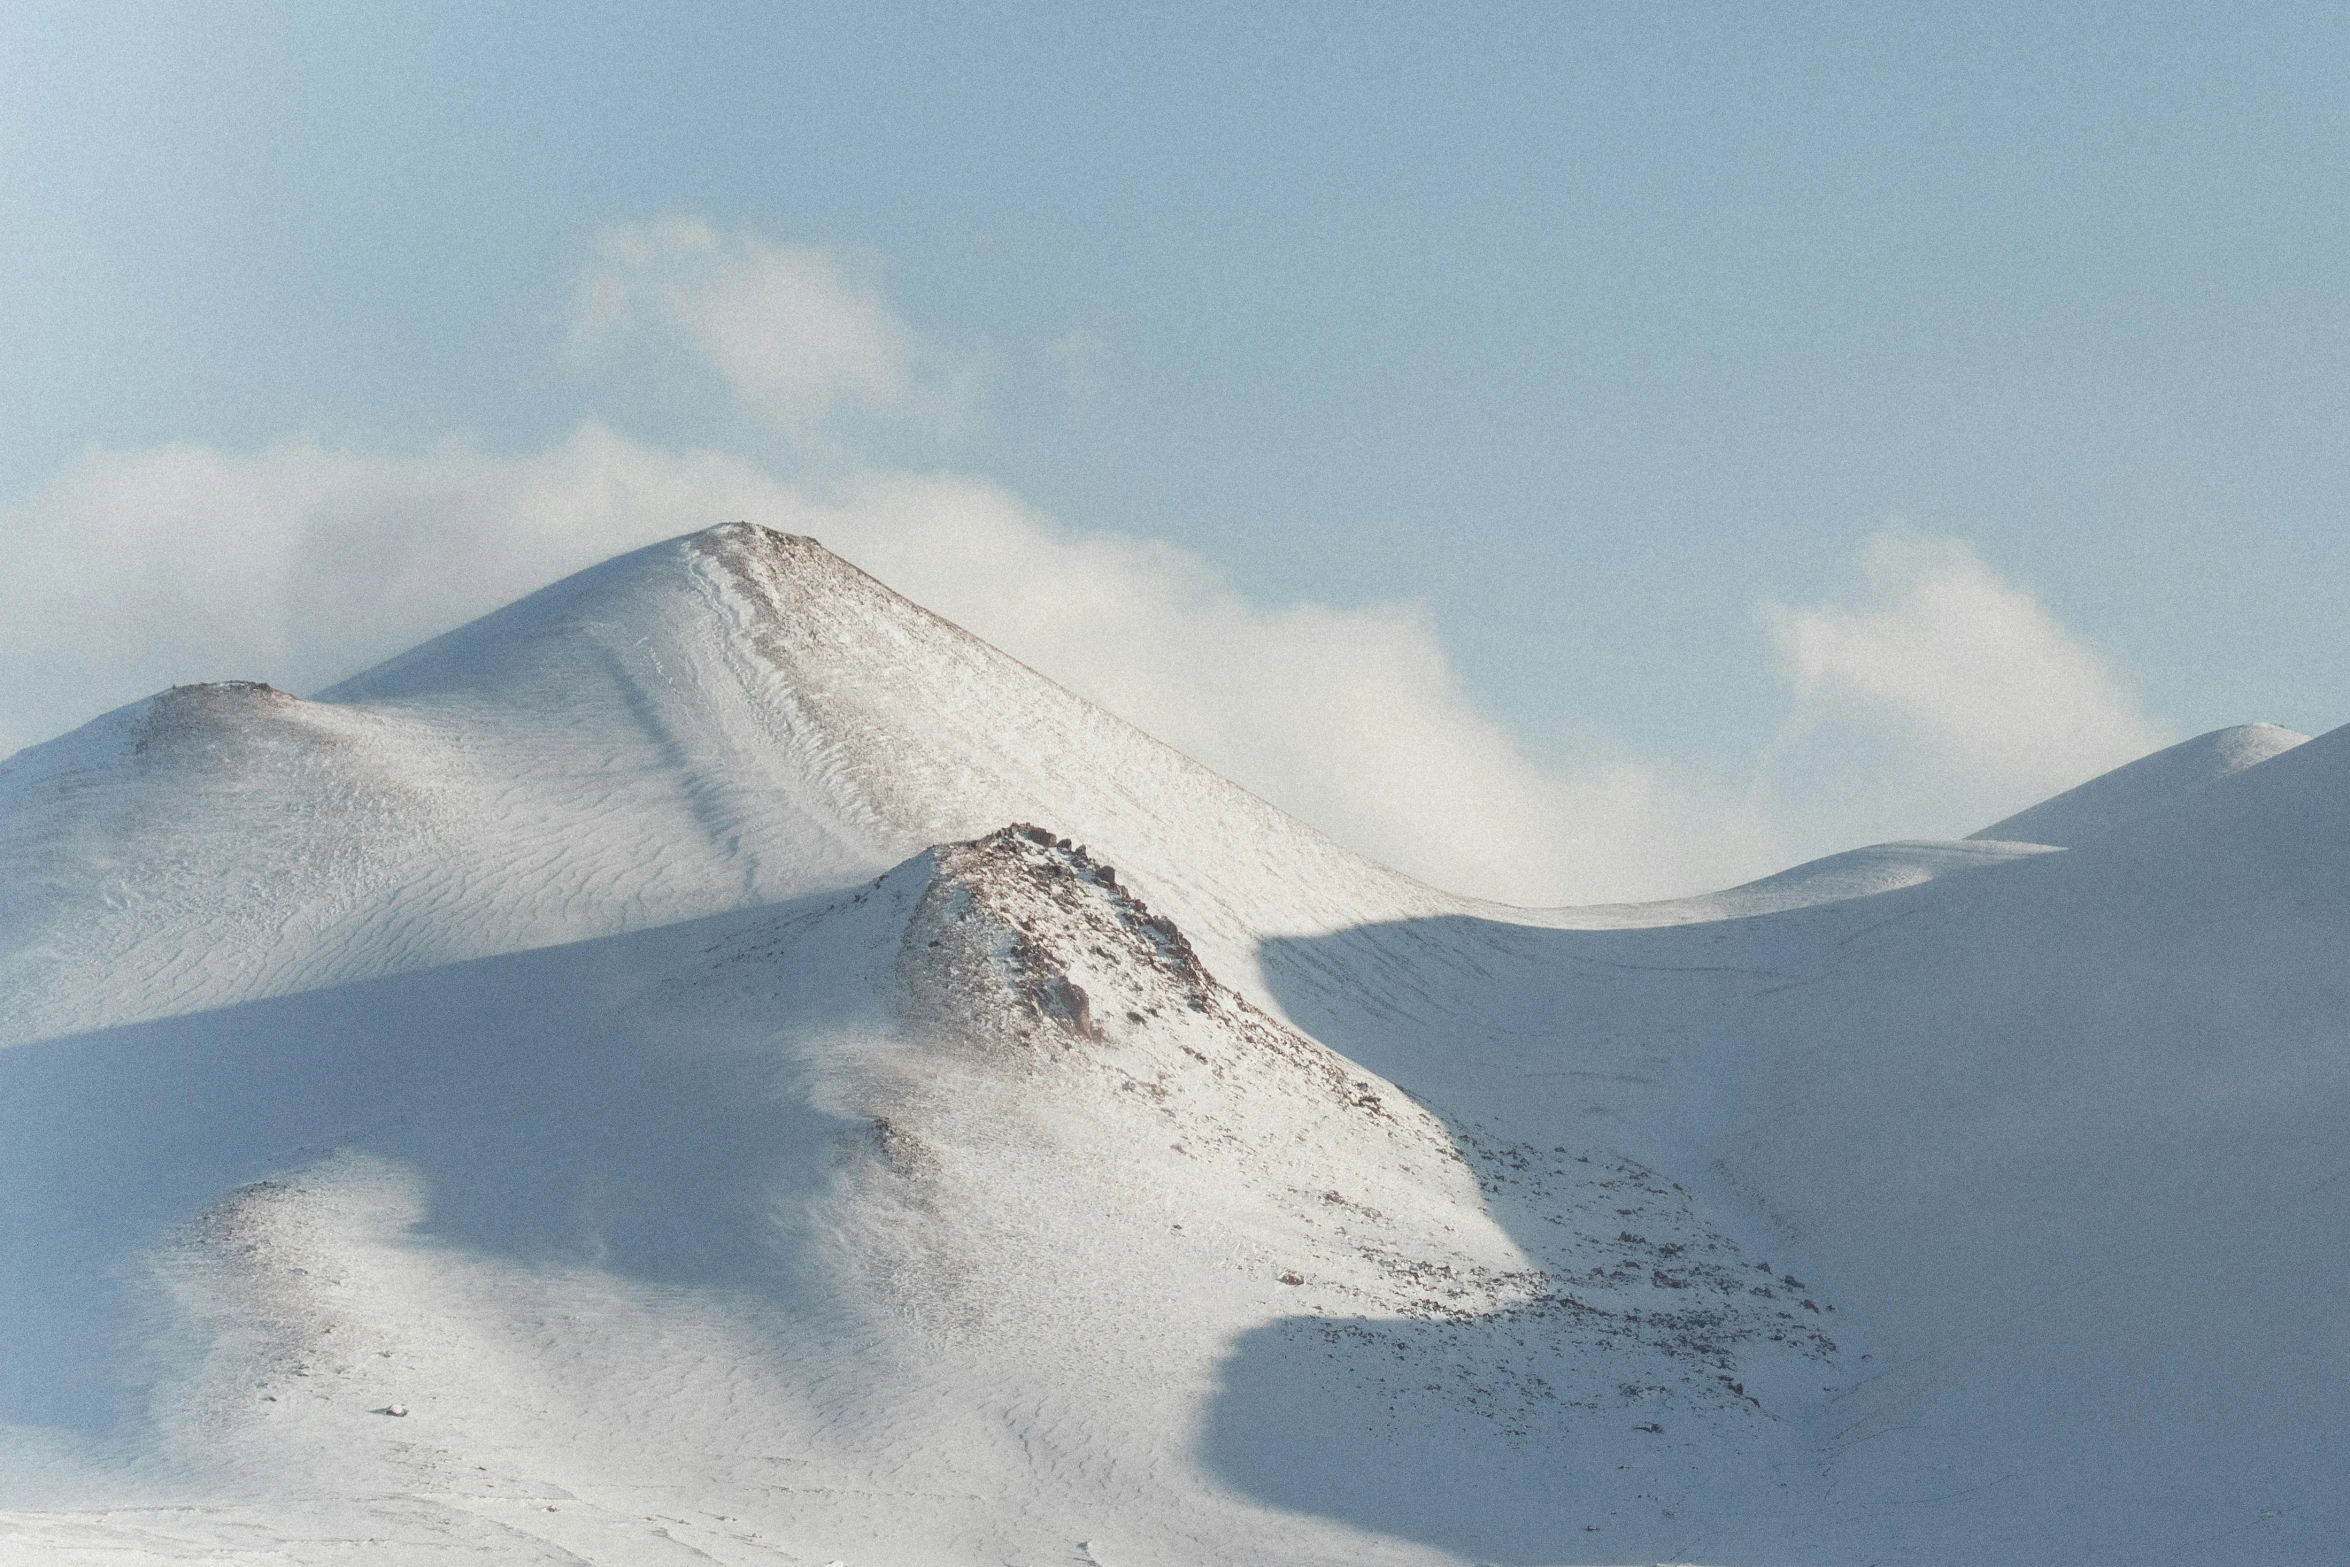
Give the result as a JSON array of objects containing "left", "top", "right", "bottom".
[{"left": 317, "top": 521, "right": 854, "bottom": 706}]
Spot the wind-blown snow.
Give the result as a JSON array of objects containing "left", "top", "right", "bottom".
[{"left": 2, "top": 523, "right": 2341, "bottom": 1565}]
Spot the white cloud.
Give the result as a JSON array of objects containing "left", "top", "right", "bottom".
[
  {"left": 0, "top": 426, "right": 792, "bottom": 754},
  {"left": 568, "top": 218, "right": 962, "bottom": 436},
  {"left": 800, "top": 473, "right": 1780, "bottom": 905},
  {"left": 1762, "top": 532, "right": 2171, "bottom": 834}
]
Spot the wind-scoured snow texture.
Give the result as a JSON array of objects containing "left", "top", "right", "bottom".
[{"left": 1967, "top": 718, "right": 2307, "bottom": 845}]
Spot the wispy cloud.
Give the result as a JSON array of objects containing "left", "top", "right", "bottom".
[
  {"left": 1761, "top": 531, "right": 2172, "bottom": 837},
  {"left": 796, "top": 473, "right": 1781, "bottom": 905},
  {"left": 568, "top": 218, "right": 971, "bottom": 439}
]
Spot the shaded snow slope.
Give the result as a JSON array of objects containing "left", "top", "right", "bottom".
[
  {"left": 1968, "top": 719, "right": 2307, "bottom": 846},
  {"left": 0, "top": 525, "right": 1461, "bottom": 1046},
  {"left": 1709, "top": 718, "right": 2350, "bottom": 1561},
  {"left": 1258, "top": 718, "right": 2350, "bottom": 1564}
]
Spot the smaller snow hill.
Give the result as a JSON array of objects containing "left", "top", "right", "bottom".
[
  {"left": 1256, "top": 716, "right": 2350, "bottom": 1564},
  {"left": 0, "top": 824, "right": 1834, "bottom": 1565},
  {"left": 1968, "top": 720, "right": 2307, "bottom": 846}
]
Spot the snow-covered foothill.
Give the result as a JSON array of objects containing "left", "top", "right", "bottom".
[{"left": 1968, "top": 719, "right": 2308, "bottom": 846}]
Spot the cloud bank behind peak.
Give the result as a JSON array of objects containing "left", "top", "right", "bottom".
[{"left": 0, "top": 222, "right": 2179, "bottom": 905}]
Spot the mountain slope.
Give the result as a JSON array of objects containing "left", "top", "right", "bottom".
[
  {"left": 1257, "top": 719, "right": 2350, "bottom": 1564},
  {"left": 0, "top": 824, "right": 1842, "bottom": 1565},
  {"left": 1968, "top": 720, "right": 2307, "bottom": 845},
  {"left": 0, "top": 525, "right": 1460, "bottom": 1047}
]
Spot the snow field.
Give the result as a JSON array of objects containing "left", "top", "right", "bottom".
[{"left": 4, "top": 522, "right": 2343, "bottom": 1564}]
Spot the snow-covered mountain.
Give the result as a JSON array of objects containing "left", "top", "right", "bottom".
[
  {"left": 0, "top": 525, "right": 1458, "bottom": 1049},
  {"left": 2, "top": 524, "right": 2341, "bottom": 1565}
]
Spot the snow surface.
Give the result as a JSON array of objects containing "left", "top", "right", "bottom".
[{"left": 2, "top": 523, "right": 2344, "bottom": 1564}]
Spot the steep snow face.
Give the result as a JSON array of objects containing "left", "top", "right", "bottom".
[
  {"left": 0, "top": 524, "right": 1457, "bottom": 1046},
  {"left": 1968, "top": 720, "right": 2307, "bottom": 845}
]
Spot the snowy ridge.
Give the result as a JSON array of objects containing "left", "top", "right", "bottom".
[
  {"left": 1543, "top": 835, "right": 2058, "bottom": 929},
  {"left": 1968, "top": 719, "right": 2307, "bottom": 846}
]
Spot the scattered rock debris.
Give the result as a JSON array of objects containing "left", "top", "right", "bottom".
[{"left": 878, "top": 822, "right": 1839, "bottom": 1448}]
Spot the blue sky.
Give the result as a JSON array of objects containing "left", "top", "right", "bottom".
[{"left": 4, "top": 2, "right": 2343, "bottom": 899}]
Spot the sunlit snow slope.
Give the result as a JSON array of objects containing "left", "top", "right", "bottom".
[
  {"left": 0, "top": 524, "right": 1453, "bottom": 1047},
  {"left": 3, "top": 523, "right": 2342, "bottom": 1566}
]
